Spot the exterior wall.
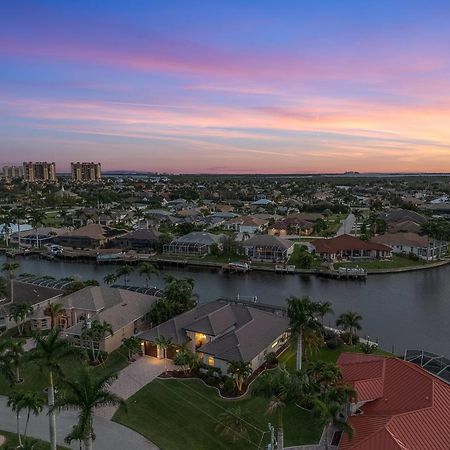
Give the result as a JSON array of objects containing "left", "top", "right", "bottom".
[{"left": 250, "top": 332, "right": 287, "bottom": 371}]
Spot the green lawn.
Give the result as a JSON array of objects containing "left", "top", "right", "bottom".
[
  {"left": 0, "top": 430, "right": 69, "bottom": 449},
  {"left": 0, "top": 345, "right": 130, "bottom": 397},
  {"left": 278, "top": 343, "right": 392, "bottom": 372},
  {"left": 113, "top": 378, "right": 323, "bottom": 450},
  {"left": 334, "top": 255, "right": 427, "bottom": 271}
]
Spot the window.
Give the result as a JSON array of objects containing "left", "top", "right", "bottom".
[
  {"left": 208, "top": 356, "right": 215, "bottom": 366},
  {"left": 271, "top": 340, "right": 278, "bottom": 348}
]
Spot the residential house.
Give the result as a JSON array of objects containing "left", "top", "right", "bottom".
[
  {"left": 10, "top": 227, "right": 66, "bottom": 247},
  {"left": 0, "top": 280, "right": 62, "bottom": 330},
  {"left": 268, "top": 217, "right": 315, "bottom": 237},
  {"left": 312, "top": 234, "right": 392, "bottom": 261},
  {"left": 139, "top": 299, "right": 289, "bottom": 373},
  {"left": 372, "top": 232, "right": 447, "bottom": 261},
  {"left": 163, "top": 232, "right": 224, "bottom": 255},
  {"left": 55, "top": 223, "right": 124, "bottom": 249},
  {"left": 110, "top": 228, "right": 160, "bottom": 251},
  {"left": 337, "top": 353, "right": 450, "bottom": 450},
  {"left": 241, "top": 235, "right": 294, "bottom": 262},
  {"left": 222, "top": 216, "right": 268, "bottom": 234},
  {"left": 60, "top": 286, "right": 158, "bottom": 353}
]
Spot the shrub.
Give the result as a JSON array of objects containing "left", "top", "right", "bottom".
[
  {"left": 326, "top": 337, "right": 343, "bottom": 349},
  {"left": 341, "top": 332, "right": 360, "bottom": 345},
  {"left": 408, "top": 251, "right": 420, "bottom": 261},
  {"left": 264, "top": 352, "right": 278, "bottom": 366},
  {"left": 222, "top": 377, "right": 235, "bottom": 395},
  {"left": 360, "top": 341, "right": 377, "bottom": 354}
]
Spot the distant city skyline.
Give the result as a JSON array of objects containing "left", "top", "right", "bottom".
[{"left": 1, "top": 0, "right": 450, "bottom": 173}]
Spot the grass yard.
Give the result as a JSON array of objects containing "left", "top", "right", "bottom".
[
  {"left": 0, "top": 430, "right": 69, "bottom": 449},
  {"left": 278, "top": 343, "right": 392, "bottom": 372},
  {"left": 334, "top": 255, "right": 427, "bottom": 271},
  {"left": 113, "top": 378, "right": 323, "bottom": 450},
  {"left": 0, "top": 344, "right": 130, "bottom": 397}
]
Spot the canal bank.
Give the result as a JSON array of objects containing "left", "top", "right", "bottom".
[{"left": 1, "top": 254, "right": 449, "bottom": 357}]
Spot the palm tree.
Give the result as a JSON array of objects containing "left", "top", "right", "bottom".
[
  {"left": 28, "top": 329, "right": 83, "bottom": 450},
  {"left": 81, "top": 320, "right": 113, "bottom": 363},
  {"left": 316, "top": 301, "right": 334, "bottom": 326},
  {"left": 122, "top": 336, "right": 141, "bottom": 361},
  {"left": 2, "top": 261, "right": 20, "bottom": 302},
  {"left": 7, "top": 390, "right": 26, "bottom": 447},
  {"left": 0, "top": 339, "right": 15, "bottom": 384},
  {"left": 22, "top": 391, "right": 45, "bottom": 440},
  {"left": 336, "top": 311, "right": 362, "bottom": 345},
  {"left": 253, "top": 365, "right": 306, "bottom": 450},
  {"left": 287, "top": 296, "right": 320, "bottom": 371},
  {"left": 155, "top": 336, "right": 172, "bottom": 371},
  {"left": 115, "top": 265, "right": 134, "bottom": 286},
  {"left": 313, "top": 386, "right": 356, "bottom": 450},
  {"left": 214, "top": 406, "right": 251, "bottom": 443},
  {"left": 139, "top": 262, "right": 159, "bottom": 288},
  {"left": 306, "top": 361, "right": 342, "bottom": 393},
  {"left": 8, "top": 303, "right": 33, "bottom": 335},
  {"left": 12, "top": 208, "right": 27, "bottom": 249},
  {"left": 227, "top": 361, "right": 253, "bottom": 392},
  {"left": 1, "top": 213, "right": 13, "bottom": 247},
  {"left": 103, "top": 273, "right": 117, "bottom": 285},
  {"left": 45, "top": 303, "right": 64, "bottom": 329},
  {"left": 29, "top": 209, "right": 46, "bottom": 248},
  {"left": 4, "top": 339, "right": 25, "bottom": 383},
  {"left": 52, "top": 367, "right": 125, "bottom": 450}
]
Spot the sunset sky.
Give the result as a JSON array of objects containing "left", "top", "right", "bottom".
[{"left": 1, "top": 0, "right": 450, "bottom": 173}]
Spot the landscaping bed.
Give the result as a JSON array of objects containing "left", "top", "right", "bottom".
[{"left": 0, "top": 430, "right": 69, "bottom": 449}]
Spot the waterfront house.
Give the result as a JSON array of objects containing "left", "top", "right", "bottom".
[
  {"left": 163, "top": 231, "right": 224, "bottom": 256},
  {"left": 337, "top": 353, "right": 450, "bottom": 450},
  {"left": 55, "top": 223, "right": 124, "bottom": 249},
  {"left": 312, "top": 234, "right": 392, "bottom": 261},
  {"left": 372, "top": 232, "right": 448, "bottom": 261},
  {"left": 60, "top": 286, "right": 158, "bottom": 353},
  {"left": 10, "top": 227, "right": 66, "bottom": 247},
  {"left": 110, "top": 228, "right": 160, "bottom": 251},
  {"left": 139, "top": 299, "right": 289, "bottom": 373},
  {"left": 0, "top": 280, "right": 63, "bottom": 330},
  {"left": 241, "top": 234, "right": 294, "bottom": 262}
]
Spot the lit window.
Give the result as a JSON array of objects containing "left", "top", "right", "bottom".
[
  {"left": 271, "top": 341, "right": 278, "bottom": 348},
  {"left": 208, "top": 356, "right": 214, "bottom": 366}
]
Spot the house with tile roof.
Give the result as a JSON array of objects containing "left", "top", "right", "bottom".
[
  {"left": 312, "top": 234, "right": 392, "bottom": 261},
  {"left": 337, "top": 353, "right": 450, "bottom": 450},
  {"left": 241, "top": 234, "right": 295, "bottom": 262},
  {"left": 139, "top": 299, "right": 289, "bottom": 373}
]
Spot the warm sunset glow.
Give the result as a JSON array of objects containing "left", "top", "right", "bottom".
[{"left": 1, "top": 1, "right": 449, "bottom": 173}]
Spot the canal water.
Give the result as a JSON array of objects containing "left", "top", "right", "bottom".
[{"left": 1, "top": 255, "right": 449, "bottom": 356}]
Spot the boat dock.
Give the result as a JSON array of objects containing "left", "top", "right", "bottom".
[{"left": 319, "top": 267, "right": 367, "bottom": 280}]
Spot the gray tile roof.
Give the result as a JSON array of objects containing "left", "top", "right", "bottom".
[
  {"left": 241, "top": 234, "right": 294, "bottom": 250},
  {"left": 171, "top": 232, "right": 224, "bottom": 246},
  {"left": 139, "top": 299, "right": 289, "bottom": 363}
]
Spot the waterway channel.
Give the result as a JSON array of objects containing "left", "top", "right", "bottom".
[{"left": 1, "top": 255, "right": 449, "bottom": 356}]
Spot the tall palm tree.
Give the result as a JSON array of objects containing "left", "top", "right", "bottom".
[
  {"left": 214, "top": 406, "right": 251, "bottom": 443},
  {"left": 45, "top": 303, "right": 64, "bottom": 329},
  {"left": 287, "top": 296, "right": 320, "bottom": 371},
  {"left": 115, "top": 265, "right": 134, "bottom": 286},
  {"left": 8, "top": 303, "right": 33, "bottom": 335},
  {"left": 103, "top": 273, "right": 117, "bottom": 285},
  {"left": 139, "top": 262, "right": 159, "bottom": 288},
  {"left": 7, "top": 390, "right": 26, "bottom": 447},
  {"left": 22, "top": 391, "right": 45, "bottom": 440},
  {"left": 336, "top": 311, "right": 363, "bottom": 345},
  {"left": 28, "top": 329, "right": 83, "bottom": 450},
  {"left": 1, "top": 213, "right": 13, "bottom": 247},
  {"left": 316, "top": 301, "right": 334, "bottom": 326},
  {"left": 52, "top": 367, "right": 125, "bottom": 450},
  {"left": 12, "top": 208, "right": 27, "bottom": 249},
  {"left": 29, "top": 209, "right": 46, "bottom": 248},
  {"left": 227, "top": 361, "right": 253, "bottom": 392},
  {"left": 4, "top": 338, "right": 25, "bottom": 383},
  {"left": 2, "top": 261, "right": 20, "bottom": 303}
]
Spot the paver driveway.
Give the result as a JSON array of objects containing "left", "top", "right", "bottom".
[{"left": 95, "top": 355, "right": 173, "bottom": 419}]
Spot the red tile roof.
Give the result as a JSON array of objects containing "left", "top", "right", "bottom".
[
  {"left": 338, "top": 353, "right": 450, "bottom": 450},
  {"left": 313, "top": 234, "right": 391, "bottom": 254}
]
